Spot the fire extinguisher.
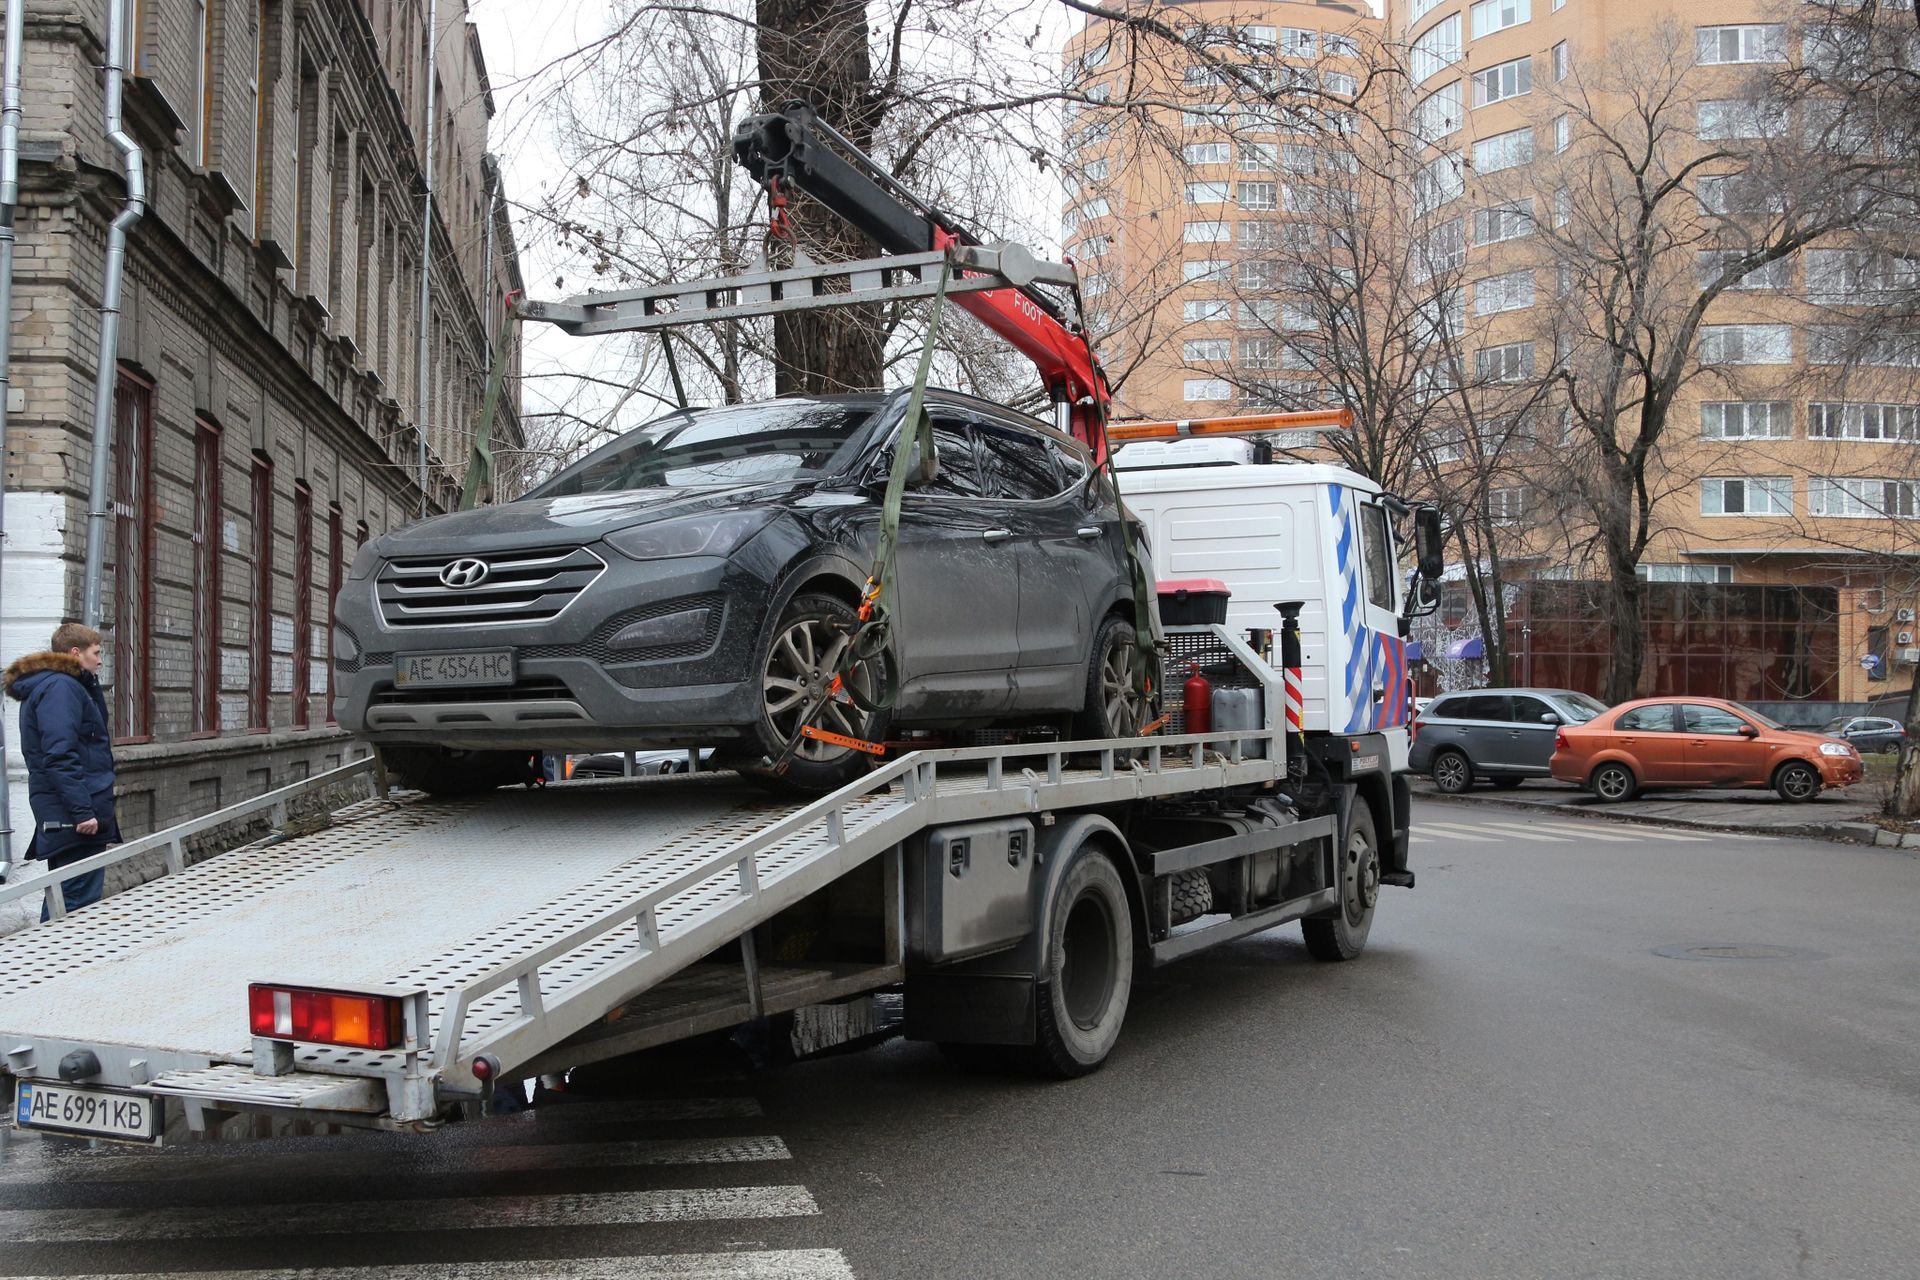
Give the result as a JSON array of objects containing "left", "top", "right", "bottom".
[{"left": 1183, "top": 663, "right": 1213, "bottom": 735}]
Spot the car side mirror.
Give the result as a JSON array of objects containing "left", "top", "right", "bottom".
[
  {"left": 1414, "top": 506, "right": 1444, "bottom": 582},
  {"left": 1737, "top": 724, "right": 1759, "bottom": 738},
  {"left": 881, "top": 438, "right": 940, "bottom": 488},
  {"left": 1540, "top": 713, "right": 1561, "bottom": 725}
]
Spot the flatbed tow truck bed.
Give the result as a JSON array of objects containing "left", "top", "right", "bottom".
[{"left": 0, "top": 730, "right": 1287, "bottom": 1138}]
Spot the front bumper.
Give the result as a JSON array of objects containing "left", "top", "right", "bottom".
[
  {"left": 1817, "top": 754, "right": 1863, "bottom": 788},
  {"left": 334, "top": 552, "right": 772, "bottom": 751}
]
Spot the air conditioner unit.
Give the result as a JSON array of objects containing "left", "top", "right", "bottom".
[
  {"left": 1898, "top": 608, "right": 1916, "bottom": 624},
  {"left": 1900, "top": 631, "right": 1915, "bottom": 647},
  {"left": 1900, "top": 648, "right": 1920, "bottom": 664}
]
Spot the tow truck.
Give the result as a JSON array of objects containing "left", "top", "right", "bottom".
[{"left": 0, "top": 106, "right": 1442, "bottom": 1144}]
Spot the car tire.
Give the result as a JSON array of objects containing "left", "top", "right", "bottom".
[
  {"left": 1022, "top": 841, "right": 1134, "bottom": 1078},
  {"left": 1491, "top": 776, "right": 1525, "bottom": 790},
  {"left": 1431, "top": 749, "right": 1473, "bottom": 794},
  {"left": 1073, "top": 614, "right": 1149, "bottom": 742},
  {"left": 381, "top": 746, "right": 534, "bottom": 797},
  {"left": 1773, "top": 760, "right": 1821, "bottom": 803},
  {"left": 739, "top": 593, "right": 892, "bottom": 794},
  {"left": 1302, "top": 802, "right": 1379, "bottom": 962},
  {"left": 1589, "top": 761, "right": 1637, "bottom": 803}
]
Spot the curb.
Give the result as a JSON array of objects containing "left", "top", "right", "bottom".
[{"left": 1411, "top": 786, "right": 1903, "bottom": 848}]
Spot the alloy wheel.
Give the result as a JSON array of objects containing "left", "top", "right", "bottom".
[{"left": 762, "top": 616, "right": 875, "bottom": 763}]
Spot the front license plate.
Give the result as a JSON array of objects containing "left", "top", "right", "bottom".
[
  {"left": 394, "top": 650, "right": 516, "bottom": 688},
  {"left": 15, "top": 1080, "right": 162, "bottom": 1143}
]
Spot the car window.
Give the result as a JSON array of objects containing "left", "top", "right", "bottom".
[
  {"left": 1873, "top": 719, "right": 1901, "bottom": 731},
  {"left": 1448, "top": 694, "right": 1510, "bottom": 721},
  {"left": 1683, "top": 704, "right": 1751, "bottom": 735},
  {"left": 1616, "top": 704, "right": 1678, "bottom": 732},
  {"left": 1556, "top": 692, "right": 1608, "bottom": 723},
  {"left": 1511, "top": 695, "right": 1555, "bottom": 723},
  {"left": 975, "top": 425, "right": 1064, "bottom": 500},
  {"left": 1358, "top": 503, "right": 1395, "bottom": 612},
  {"left": 903, "top": 416, "right": 985, "bottom": 499},
  {"left": 1049, "top": 439, "right": 1091, "bottom": 490},
  {"left": 1822, "top": 718, "right": 1846, "bottom": 733}
]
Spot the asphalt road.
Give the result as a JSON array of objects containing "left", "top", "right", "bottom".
[{"left": 0, "top": 799, "right": 1915, "bottom": 1280}]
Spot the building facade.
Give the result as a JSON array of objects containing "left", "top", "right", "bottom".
[{"left": 3, "top": 0, "right": 522, "bottom": 848}]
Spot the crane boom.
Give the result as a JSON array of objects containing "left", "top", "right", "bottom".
[{"left": 732, "top": 103, "right": 1112, "bottom": 451}]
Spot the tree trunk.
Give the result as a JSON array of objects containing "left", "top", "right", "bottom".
[
  {"left": 757, "top": 0, "right": 887, "bottom": 395},
  {"left": 1889, "top": 677, "right": 1920, "bottom": 817},
  {"left": 1601, "top": 558, "right": 1645, "bottom": 704}
]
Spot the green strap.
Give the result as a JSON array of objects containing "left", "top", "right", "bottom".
[
  {"left": 460, "top": 303, "right": 520, "bottom": 511},
  {"left": 866, "top": 254, "right": 952, "bottom": 623}
]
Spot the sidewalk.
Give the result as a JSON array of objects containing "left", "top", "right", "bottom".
[{"left": 1410, "top": 777, "right": 1912, "bottom": 848}]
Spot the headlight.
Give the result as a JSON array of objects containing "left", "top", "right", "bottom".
[
  {"left": 333, "top": 626, "right": 360, "bottom": 664},
  {"left": 347, "top": 541, "right": 382, "bottom": 581},
  {"left": 1819, "top": 742, "right": 1854, "bottom": 757},
  {"left": 603, "top": 511, "right": 773, "bottom": 561}
]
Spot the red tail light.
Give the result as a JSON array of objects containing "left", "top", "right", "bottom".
[
  {"left": 1554, "top": 728, "right": 1568, "bottom": 751},
  {"left": 249, "top": 984, "right": 407, "bottom": 1050}
]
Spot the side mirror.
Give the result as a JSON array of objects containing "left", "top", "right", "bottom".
[
  {"left": 1737, "top": 724, "right": 1759, "bottom": 738},
  {"left": 1414, "top": 506, "right": 1444, "bottom": 582},
  {"left": 882, "top": 437, "right": 940, "bottom": 487},
  {"left": 1540, "top": 713, "right": 1561, "bottom": 725}
]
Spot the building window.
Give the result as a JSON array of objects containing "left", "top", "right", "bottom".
[
  {"left": 1079, "top": 196, "right": 1110, "bottom": 219},
  {"left": 1325, "top": 32, "right": 1358, "bottom": 58},
  {"left": 1701, "top": 476, "right": 1792, "bottom": 515},
  {"left": 1487, "top": 486, "right": 1529, "bottom": 524},
  {"left": 1553, "top": 115, "right": 1570, "bottom": 152},
  {"left": 1698, "top": 99, "right": 1788, "bottom": 140},
  {"left": 1075, "top": 234, "right": 1113, "bottom": 257},
  {"left": 1185, "top": 181, "right": 1230, "bottom": 204},
  {"left": 1699, "top": 324, "right": 1792, "bottom": 364},
  {"left": 1409, "top": 0, "right": 1447, "bottom": 24},
  {"left": 1552, "top": 41, "right": 1568, "bottom": 82},
  {"left": 1183, "top": 64, "right": 1224, "bottom": 88},
  {"left": 1237, "top": 181, "right": 1277, "bottom": 210},
  {"left": 1324, "top": 72, "right": 1358, "bottom": 97},
  {"left": 1416, "top": 82, "right": 1465, "bottom": 144},
  {"left": 192, "top": 420, "right": 222, "bottom": 736},
  {"left": 1416, "top": 218, "right": 1466, "bottom": 282},
  {"left": 1697, "top": 251, "right": 1792, "bottom": 290},
  {"left": 1411, "top": 15, "right": 1462, "bottom": 82},
  {"left": 1473, "top": 56, "right": 1532, "bottom": 107},
  {"left": 1183, "top": 220, "right": 1230, "bottom": 244},
  {"left": 1810, "top": 477, "right": 1920, "bottom": 518},
  {"left": 1809, "top": 402, "right": 1920, "bottom": 442},
  {"left": 1415, "top": 152, "right": 1465, "bottom": 214},
  {"left": 1183, "top": 142, "right": 1231, "bottom": 165},
  {"left": 1471, "top": 128, "right": 1533, "bottom": 173},
  {"left": 1470, "top": 0, "right": 1530, "bottom": 39},
  {"left": 1279, "top": 27, "right": 1317, "bottom": 57},
  {"left": 292, "top": 482, "right": 312, "bottom": 730},
  {"left": 1696, "top": 25, "right": 1785, "bottom": 65},
  {"left": 1240, "top": 336, "right": 1281, "bottom": 369},
  {"left": 1184, "top": 378, "right": 1231, "bottom": 401},
  {"left": 1476, "top": 341, "right": 1535, "bottom": 382},
  {"left": 326, "top": 503, "right": 343, "bottom": 724},
  {"left": 1183, "top": 258, "right": 1230, "bottom": 281},
  {"left": 1240, "top": 142, "right": 1278, "bottom": 171},
  {"left": 1237, "top": 259, "right": 1279, "bottom": 289},
  {"left": 1239, "top": 300, "right": 1280, "bottom": 329},
  {"left": 1639, "top": 563, "right": 1732, "bottom": 583},
  {"left": 1698, "top": 173, "right": 1783, "bottom": 215},
  {"left": 1238, "top": 221, "right": 1280, "bottom": 248},
  {"left": 1183, "top": 338, "right": 1231, "bottom": 362},
  {"left": 1183, "top": 298, "right": 1230, "bottom": 322},
  {"left": 1474, "top": 269, "right": 1535, "bottom": 315},
  {"left": 112, "top": 369, "right": 154, "bottom": 742},
  {"left": 249, "top": 452, "right": 273, "bottom": 731},
  {"left": 1474, "top": 200, "right": 1533, "bottom": 245},
  {"left": 1811, "top": 325, "right": 1920, "bottom": 367},
  {"left": 1702, "top": 401, "right": 1791, "bottom": 439},
  {"left": 1182, "top": 104, "right": 1227, "bottom": 129}
]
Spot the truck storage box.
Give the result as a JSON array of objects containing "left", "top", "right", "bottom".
[{"left": 1157, "top": 578, "right": 1232, "bottom": 625}]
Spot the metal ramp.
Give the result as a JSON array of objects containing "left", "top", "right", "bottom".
[{"left": 0, "top": 731, "right": 1278, "bottom": 1128}]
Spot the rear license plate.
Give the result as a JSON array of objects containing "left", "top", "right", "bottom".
[
  {"left": 394, "top": 650, "right": 516, "bottom": 688},
  {"left": 15, "top": 1080, "right": 162, "bottom": 1143}
]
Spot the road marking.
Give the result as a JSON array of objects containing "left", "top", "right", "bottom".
[
  {"left": 0, "top": 1186, "right": 821, "bottom": 1242},
  {"left": 1479, "top": 823, "right": 1573, "bottom": 843},
  {"left": 0, "top": 1135, "right": 790, "bottom": 1186},
  {"left": 1415, "top": 822, "right": 1511, "bottom": 841},
  {"left": 3, "top": 1252, "right": 858, "bottom": 1280},
  {"left": 1408, "top": 834, "right": 1433, "bottom": 844},
  {"left": 1593, "top": 827, "right": 1710, "bottom": 843},
  {"left": 1523, "top": 822, "right": 1643, "bottom": 844}
]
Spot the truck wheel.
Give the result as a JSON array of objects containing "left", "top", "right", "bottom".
[
  {"left": 1431, "top": 749, "right": 1473, "bottom": 794},
  {"left": 1589, "top": 762, "right": 1637, "bottom": 802},
  {"left": 1025, "top": 842, "right": 1134, "bottom": 1078},
  {"left": 1073, "top": 615, "right": 1147, "bottom": 742},
  {"left": 1773, "top": 760, "right": 1820, "bottom": 803},
  {"left": 744, "top": 593, "right": 890, "bottom": 793},
  {"left": 382, "top": 747, "right": 533, "bottom": 797},
  {"left": 1302, "top": 803, "right": 1378, "bottom": 962}
]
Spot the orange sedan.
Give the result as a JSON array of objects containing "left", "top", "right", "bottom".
[{"left": 1549, "top": 697, "right": 1863, "bottom": 803}]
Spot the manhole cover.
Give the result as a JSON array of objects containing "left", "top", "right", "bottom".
[{"left": 1652, "top": 944, "right": 1823, "bottom": 962}]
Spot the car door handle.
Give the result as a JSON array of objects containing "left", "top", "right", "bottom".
[
  {"left": 982, "top": 528, "right": 1013, "bottom": 544},
  {"left": 1076, "top": 526, "right": 1104, "bottom": 540}
]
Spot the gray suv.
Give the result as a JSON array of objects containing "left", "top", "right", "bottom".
[{"left": 1410, "top": 688, "right": 1608, "bottom": 792}]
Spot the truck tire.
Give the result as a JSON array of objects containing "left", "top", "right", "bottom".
[
  {"left": 1168, "top": 867, "right": 1213, "bottom": 925},
  {"left": 743, "top": 593, "right": 890, "bottom": 794},
  {"left": 1431, "top": 749, "right": 1473, "bottom": 794},
  {"left": 1773, "top": 760, "right": 1820, "bottom": 803},
  {"left": 1302, "top": 803, "right": 1378, "bottom": 962},
  {"left": 1025, "top": 841, "right": 1134, "bottom": 1078},
  {"left": 382, "top": 746, "right": 533, "bottom": 797},
  {"left": 1073, "top": 615, "right": 1147, "bottom": 742}
]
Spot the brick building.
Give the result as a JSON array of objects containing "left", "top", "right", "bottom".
[{"left": 2, "top": 0, "right": 522, "bottom": 847}]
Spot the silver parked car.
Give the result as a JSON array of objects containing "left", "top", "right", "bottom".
[{"left": 1410, "top": 688, "right": 1609, "bottom": 792}]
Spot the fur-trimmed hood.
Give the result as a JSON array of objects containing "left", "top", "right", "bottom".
[{"left": 4, "top": 651, "right": 85, "bottom": 700}]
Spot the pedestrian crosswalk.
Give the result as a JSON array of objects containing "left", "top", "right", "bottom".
[
  {"left": 1411, "top": 817, "right": 1715, "bottom": 846},
  {"left": 0, "top": 1093, "right": 855, "bottom": 1277}
]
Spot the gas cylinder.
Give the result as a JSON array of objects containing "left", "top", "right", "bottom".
[{"left": 1183, "top": 664, "right": 1213, "bottom": 735}]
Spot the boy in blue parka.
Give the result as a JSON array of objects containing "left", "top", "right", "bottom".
[{"left": 5, "top": 622, "right": 118, "bottom": 914}]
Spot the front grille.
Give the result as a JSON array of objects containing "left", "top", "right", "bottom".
[
  {"left": 370, "top": 676, "right": 576, "bottom": 707},
  {"left": 375, "top": 547, "right": 606, "bottom": 628}
]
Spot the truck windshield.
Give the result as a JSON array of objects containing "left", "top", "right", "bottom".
[{"left": 528, "top": 400, "right": 877, "bottom": 496}]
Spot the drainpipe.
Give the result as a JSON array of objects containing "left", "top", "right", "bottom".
[
  {"left": 0, "top": 0, "right": 24, "bottom": 873},
  {"left": 79, "top": 0, "right": 146, "bottom": 623},
  {"left": 413, "top": 0, "right": 440, "bottom": 518}
]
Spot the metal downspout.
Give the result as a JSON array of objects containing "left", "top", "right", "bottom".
[
  {"left": 0, "top": 0, "right": 24, "bottom": 873},
  {"left": 413, "top": 0, "right": 440, "bottom": 517},
  {"left": 79, "top": 0, "right": 146, "bottom": 623}
]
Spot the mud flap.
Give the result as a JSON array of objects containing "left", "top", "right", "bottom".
[{"left": 903, "top": 972, "right": 1036, "bottom": 1046}]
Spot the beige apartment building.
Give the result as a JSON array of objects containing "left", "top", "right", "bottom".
[{"left": 1068, "top": 0, "right": 1920, "bottom": 710}]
